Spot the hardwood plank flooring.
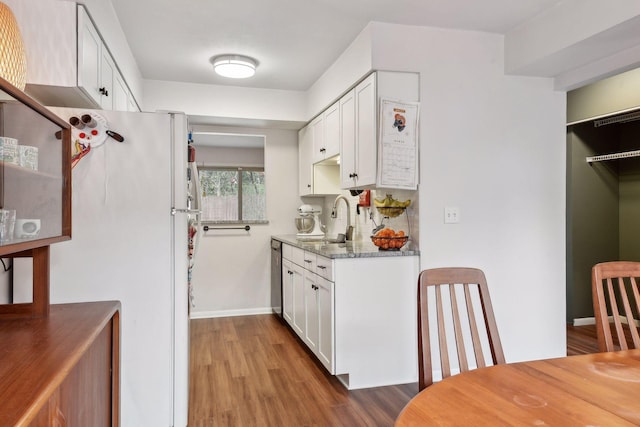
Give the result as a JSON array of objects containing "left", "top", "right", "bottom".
[
  {"left": 566, "top": 324, "right": 599, "bottom": 355},
  {"left": 189, "top": 315, "right": 600, "bottom": 427}
]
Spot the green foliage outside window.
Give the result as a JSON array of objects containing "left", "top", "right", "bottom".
[{"left": 199, "top": 167, "right": 265, "bottom": 221}]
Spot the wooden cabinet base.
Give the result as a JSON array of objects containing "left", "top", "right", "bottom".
[{"left": 0, "top": 301, "right": 121, "bottom": 426}]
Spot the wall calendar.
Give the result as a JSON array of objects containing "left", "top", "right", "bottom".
[{"left": 377, "top": 98, "right": 420, "bottom": 189}]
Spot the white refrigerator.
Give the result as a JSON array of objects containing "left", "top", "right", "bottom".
[{"left": 41, "top": 107, "right": 191, "bottom": 427}]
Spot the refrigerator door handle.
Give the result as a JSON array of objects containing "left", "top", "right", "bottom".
[{"left": 189, "top": 162, "right": 202, "bottom": 266}]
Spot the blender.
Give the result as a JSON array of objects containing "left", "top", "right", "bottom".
[{"left": 296, "top": 204, "right": 325, "bottom": 239}]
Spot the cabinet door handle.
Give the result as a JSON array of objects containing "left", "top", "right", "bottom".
[
  {"left": 349, "top": 172, "right": 358, "bottom": 178},
  {"left": 304, "top": 259, "right": 312, "bottom": 264},
  {"left": 317, "top": 265, "right": 326, "bottom": 270},
  {"left": 307, "top": 184, "right": 311, "bottom": 188},
  {"left": 287, "top": 270, "right": 293, "bottom": 275},
  {"left": 320, "top": 148, "right": 326, "bottom": 153},
  {"left": 99, "top": 87, "right": 109, "bottom": 96}
]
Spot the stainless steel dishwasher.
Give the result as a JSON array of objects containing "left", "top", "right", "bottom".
[{"left": 270, "top": 239, "right": 282, "bottom": 318}]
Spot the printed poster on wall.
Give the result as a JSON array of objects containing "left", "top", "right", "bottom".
[{"left": 377, "top": 98, "right": 420, "bottom": 189}]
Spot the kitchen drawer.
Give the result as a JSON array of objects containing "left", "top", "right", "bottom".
[
  {"left": 291, "top": 245, "right": 305, "bottom": 267},
  {"left": 303, "top": 251, "right": 317, "bottom": 271},
  {"left": 282, "top": 243, "right": 293, "bottom": 261},
  {"left": 315, "top": 255, "right": 334, "bottom": 282}
]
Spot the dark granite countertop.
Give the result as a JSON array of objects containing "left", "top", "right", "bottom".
[{"left": 272, "top": 235, "right": 420, "bottom": 259}]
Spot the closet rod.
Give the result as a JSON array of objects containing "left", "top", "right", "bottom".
[
  {"left": 586, "top": 149, "right": 640, "bottom": 163},
  {"left": 594, "top": 110, "right": 640, "bottom": 127}
]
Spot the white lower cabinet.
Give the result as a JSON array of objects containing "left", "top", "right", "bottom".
[
  {"left": 280, "top": 242, "right": 417, "bottom": 388},
  {"left": 282, "top": 257, "right": 304, "bottom": 336},
  {"left": 282, "top": 259, "right": 294, "bottom": 324},
  {"left": 316, "top": 275, "right": 334, "bottom": 372},
  {"left": 304, "top": 270, "right": 319, "bottom": 353},
  {"left": 291, "top": 263, "right": 305, "bottom": 338},
  {"left": 282, "top": 244, "right": 335, "bottom": 373},
  {"left": 302, "top": 270, "right": 335, "bottom": 372}
]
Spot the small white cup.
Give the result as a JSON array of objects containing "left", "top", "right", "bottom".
[{"left": 15, "top": 218, "right": 40, "bottom": 239}]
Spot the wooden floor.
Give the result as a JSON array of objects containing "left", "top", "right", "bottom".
[{"left": 189, "top": 315, "right": 600, "bottom": 427}]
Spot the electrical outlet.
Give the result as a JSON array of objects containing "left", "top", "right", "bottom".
[{"left": 444, "top": 207, "right": 460, "bottom": 224}]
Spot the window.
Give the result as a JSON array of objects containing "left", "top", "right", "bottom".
[{"left": 199, "top": 166, "right": 266, "bottom": 222}]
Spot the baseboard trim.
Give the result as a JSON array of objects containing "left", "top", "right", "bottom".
[
  {"left": 190, "top": 307, "right": 274, "bottom": 319},
  {"left": 573, "top": 317, "right": 595, "bottom": 326},
  {"left": 573, "top": 316, "right": 640, "bottom": 327}
]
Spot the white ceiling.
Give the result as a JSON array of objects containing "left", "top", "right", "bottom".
[{"left": 110, "top": 0, "right": 562, "bottom": 91}]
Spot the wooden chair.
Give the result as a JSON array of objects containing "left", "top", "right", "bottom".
[
  {"left": 417, "top": 267, "right": 505, "bottom": 390},
  {"left": 592, "top": 261, "right": 640, "bottom": 352}
]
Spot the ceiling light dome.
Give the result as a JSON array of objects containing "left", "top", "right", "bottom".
[{"left": 211, "top": 55, "right": 257, "bottom": 79}]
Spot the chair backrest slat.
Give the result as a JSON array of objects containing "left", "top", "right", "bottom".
[
  {"left": 417, "top": 281, "right": 432, "bottom": 388},
  {"left": 592, "top": 262, "right": 640, "bottom": 352},
  {"left": 610, "top": 278, "right": 628, "bottom": 350},
  {"left": 435, "top": 285, "right": 451, "bottom": 379},
  {"left": 464, "top": 285, "right": 486, "bottom": 368},
  {"left": 630, "top": 277, "right": 640, "bottom": 349},
  {"left": 417, "top": 267, "right": 504, "bottom": 391},
  {"left": 449, "top": 283, "right": 469, "bottom": 372}
]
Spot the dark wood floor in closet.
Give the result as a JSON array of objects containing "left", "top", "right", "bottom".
[{"left": 189, "top": 315, "right": 599, "bottom": 427}]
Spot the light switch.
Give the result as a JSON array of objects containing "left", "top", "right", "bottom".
[{"left": 444, "top": 207, "right": 460, "bottom": 224}]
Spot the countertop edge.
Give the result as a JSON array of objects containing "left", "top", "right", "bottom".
[{"left": 272, "top": 235, "right": 420, "bottom": 259}]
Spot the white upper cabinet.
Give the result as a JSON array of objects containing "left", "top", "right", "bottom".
[
  {"left": 98, "top": 43, "right": 116, "bottom": 110},
  {"left": 340, "top": 71, "right": 419, "bottom": 190},
  {"left": 323, "top": 101, "right": 340, "bottom": 159},
  {"left": 8, "top": 1, "right": 139, "bottom": 111},
  {"left": 341, "top": 74, "right": 377, "bottom": 189},
  {"left": 339, "top": 89, "right": 356, "bottom": 189},
  {"left": 354, "top": 74, "right": 377, "bottom": 187},
  {"left": 77, "top": 6, "right": 138, "bottom": 112},
  {"left": 78, "top": 10, "right": 101, "bottom": 107},
  {"left": 301, "top": 71, "right": 419, "bottom": 193},
  {"left": 311, "top": 115, "right": 325, "bottom": 164},
  {"left": 298, "top": 125, "right": 314, "bottom": 196},
  {"left": 113, "top": 73, "right": 130, "bottom": 112},
  {"left": 313, "top": 101, "right": 340, "bottom": 163},
  {"left": 299, "top": 115, "right": 341, "bottom": 197}
]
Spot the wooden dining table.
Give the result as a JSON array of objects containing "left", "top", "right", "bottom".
[{"left": 395, "top": 349, "right": 640, "bottom": 426}]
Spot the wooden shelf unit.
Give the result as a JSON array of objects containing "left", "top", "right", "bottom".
[
  {"left": 0, "top": 301, "right": 121, "bottom": 426},
  {"left": 0, "top": 75, "right": 71, "bottom": 319}
]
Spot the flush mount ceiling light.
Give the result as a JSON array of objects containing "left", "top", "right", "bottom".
[{"left": 211, "top": 55, "right": 257, "bottom": 79}]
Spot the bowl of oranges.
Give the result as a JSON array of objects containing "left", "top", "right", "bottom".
[{"left": 371, "top": 228, "right": 408, "bottom": 250}]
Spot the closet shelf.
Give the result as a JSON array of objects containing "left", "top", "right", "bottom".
[
  {"left": 586, "top": 149, "right": 640, "bottom": 163},
  {"left": 594, "top": 110, "right": 640, "bottom": 127}
]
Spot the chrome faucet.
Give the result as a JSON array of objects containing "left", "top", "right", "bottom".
[{"left": 332, "top": 195, "right": 354, "bottom": 241}]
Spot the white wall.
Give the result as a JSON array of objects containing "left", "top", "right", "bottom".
[
  {"left": 4, "top": 0, "right": 76, "bottom": 87},
  {"left": 188, "top": 126, "right": 299, "bottom": 317},
  {"left": 143, "top": 79, "right": 307, "bottom": 123},
  {"left": 363, "top": 22, "right": 567, "bottom": 362},
  {"left": 305, "top": 24, "right": 374, "bottom": 119},
  {"left": 505, "top": 0, "right": 640, "bottom": 91},
  {"left": 194, "top": 145, "right": 264, "bottom": 168}
]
